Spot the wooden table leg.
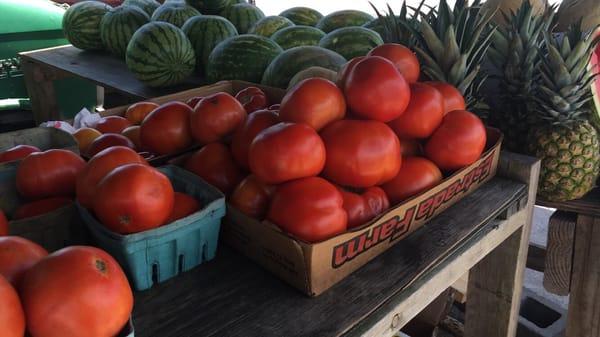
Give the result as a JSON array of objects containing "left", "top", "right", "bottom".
[
  {"left": 566, "top": 215, "right": 600, "bottom": 337},
  {"left": 20, "top": 59, "right": 60, "bottom": 124}
]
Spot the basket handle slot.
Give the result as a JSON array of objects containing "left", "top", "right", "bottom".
[
  {"left": 178, "top": 254, "right": 185, "bottom": 273},
  {"left": 151, "top": 263, "right": 159, "bottom": 285}
]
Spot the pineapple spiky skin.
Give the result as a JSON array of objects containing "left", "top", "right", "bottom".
[{"left": 528, "top": 121, "right": 599, "bottom": 201}]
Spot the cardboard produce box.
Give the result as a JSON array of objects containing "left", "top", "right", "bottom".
[{"left": 222, "top": 129, "right": 503, "bottom": 296}]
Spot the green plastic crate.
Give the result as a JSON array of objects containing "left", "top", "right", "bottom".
[{"left": 78, "top": 165, "right": 226, "bottom": 291}]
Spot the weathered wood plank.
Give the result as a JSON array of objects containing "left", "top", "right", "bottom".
[
  {"left": 21, "top": 59, "right": 60, "bottom": 124},
  {"left": 538, "top": 188, "right": 600, "bottom": 218},
  {"left": 527, "top": 242, "right": 546, "bottom": 273},
  {"left": 543, "top": 211, "right": 575, "bottom": 295}
]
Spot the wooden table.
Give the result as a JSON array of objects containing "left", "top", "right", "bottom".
[
  {"left": 132, "top": 152, "right": 539, "bottom": 337},
  {"left": 539, "top": 189, "right": 600, "bottom": 337},
  {"left": 19, "top": 45, "right": 204, "bottom": 124}
]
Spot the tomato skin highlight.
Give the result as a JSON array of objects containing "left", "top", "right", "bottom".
[
  {"left": 125, "top": 101, "right": 159, "bottom": 124},
  {"left": 235, "top": 86, "right": 269, "bottom": 113},
  {"left": 424, "top": 81, "right": 466, "bottom": 115},
  {"left": 381, "top": 157, "right": 443, "bottom": 204},
  {"left": 184, "top": 143, "right": 243, "bottom": 195},
  {"left": 87, "top": 133, "right": 136, "bottom": 157},
  {"left": 94, "top": 116, "right": 132, "bottom": 134},
  {"left": 0, "top": 275, "right": 25, "bottom": 337},
  {"left": 0, "top": 145, "right": 40, "bottom": 164},
  {"left": 190, "top": 92, "right": 247, "bottom": 144},
  {"left": 0, "top": 236, "right": 48, "bottom": 287},
  {"left": 388, "top": 82, "right": 444, "bottom": 139},
  {"left": 368, "top": 43, "right": 420, "bottom": 83},
  {"left": 339, "top": 186, "right": 390, "bottom": 228},
  {"left": 268, "top": 177, "right": 347, "bottom": 243},
  {"left": 231, "top": 109, "right": 279, "bottom": 170},
  {"left": 140, "top": 101, "right": 193, "bottom": 155},
  {"left": 230, "top": 175, "right": 276, "bottom": 219}
]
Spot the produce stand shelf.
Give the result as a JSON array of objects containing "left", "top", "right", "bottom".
[
  {"left": 19, "top": 45, "right": 204, "bottom": 124},
  {"left": 132, "top": 152, "right": 539, "bottom": 337}
]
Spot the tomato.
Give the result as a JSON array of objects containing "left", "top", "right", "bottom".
[
  {"left": 0, "top": 276, "right": 25, "bottom": 337},
  {"left": 279, "top": 78, "right": 346, "bottom": 131},
  {"left": 424, "top": 82, "right": 466, "bottom": 115},
  {"left": 87, "top": 133, "right": 136, "bottom": 157},
  {"left": 230, "top": 175, "right": 276, "bottom": 219},
  {"left": 73, "top": 127, "right": 102, "bottom": 154},
  {"left": 0, "top": 210, "right": 7, "bottom": 236},
  {"left": 165, "top": 192, "right": 200, "bottom": 224},
  {"left": 336, "top": 56, "right": 365, "bottom": 87},
  {"left": 16, "top": 149, "right": 85, "bottom": 200},
  {"left": 13, "top": 197, "right": 72, "bottom": 220},
  {"left": 267, "top": 177, "right": 347, "bottom": 243},
  {"left": 344, "top": 56, "right": 410, "bottom": 122},
  {"left": 124, "top": 101, "right": 158, "bottom": 124},
  {"left": 400, "top": 138, "right": 423, "bottom": 157},
  {"left": 388, "top": 83, "right": 444, "bottom": 139},
  {"left": 121, "top": 125, "right": 143, "bottom": 150},
  {"left": 268, "top": 104, "right": 280, "bottom": 111},
  {"left": 190, "top": 92, "right": 247, "bottom": 144},
  {"left": 381, "top": 157, "right": 443, "bottom": 204},
  {"left": 249, "top": 122, "right": 326, "bottom": 184},
  {"left": 77, "top": 146, "right": 148, "bottom": 209},
  {"left": 20, "top": 246, "right": 133, "bottom": 337},
  {"left": 186, "top": 96, "right": 204, "bottom": 109},
  {"left": 321, "top": 120, "right": 402, "bottom": 188},
  {"left": 94, "top": 164, "right": 174, "bottom": 234},
  {"left": 0, "top": 236, "right": 47, "bottom": 287},
  {"left": 140, "top": 101, "right": 193, "bottom": 155},
  {"left": 368, "top": 43, "right": 420, "bottom": 83},
  {"left": 94, "top": 116, "right": 132, "bottom": 134},
  {"left": 184, "top": 143, "right": 243, "bottom": 195},
  {"left": 425, "top": 110, "right": 487, "bottom": 171},
  {"left": 0, "top": 145, "right": 40, "bottom": 164},
  {"left": 235, "top": 86, "right": 269, "bottom": 113},
  {"left": 231, "top": 109, "right": 279, "bottom": 169},
  {"left": 339, "top": 186, "right": 390, "bottom": 228}
]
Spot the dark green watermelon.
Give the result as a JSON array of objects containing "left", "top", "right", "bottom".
[
  {"left": 316, "top": 10, "right": 374, "bottom": 33},
  {"left": 261, "top": 46, "right": 346, "bottom": 89},
  {"left": 185, "top": 0, "right": 231, "bottom": 14},
  {"left": 123, "top": 0, "right": 160, "bottom": 16},
  {"left": 319, "top": 26, "right": 383, "bottom": 60},
  {"left": 100, "top": 6, "right": 150, "bottom": 58},
  {"left": 62, "top": 1, "right": 112, "bottom": 51},
  {"left": 248, "top": 16, "right": 294, "bottom": 37},
  {"left": 279, "top": 7, "right": 323, "bottom": 27},
  {"left": 270, "top": 25, "right": 325, "bottom": 50},
  {"left": 151, "top": 2, "right": 201, "bottom": 28},
  {"left": 182, "top": 15, "right": 238, "bottom": 73},
  {"left": 220, "top": 3, "right": 265, "bottom": 34}
]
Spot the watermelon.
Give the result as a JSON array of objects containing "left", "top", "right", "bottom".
[
  {"left": 270, "top": 25, "right": 325, "bottom": 50},
  {"left": 151, "top": 2, "right": 201, "bottom": 28},
  {"left": 123, "top": 0, "right": 160, "bottom": 16},
  {"left": 185, "top": 0, "right": 231, "bottom": 14},
  {"left": 62, "top": 1, "right": 111, "bottom": 51},
  {"left": 319, "top": 27, "right": 383, "bottom": 60},
  {"left": 261, "top": 46, "right": 346, "bottom": 89},
  {"left": 206, "top": 34, "right": 283, "bottom": 83},
  {"left": 126, "top": 22, "right": 196, "bottom": 87},
  {"left": 182, "top": 15, "right": 238, "bottom": 73},
  {"left": 100, "top": 6, "right": 150, "bottom": 58},
  {"left": 220, "top": 3, "right": 265, "bottom": 34},
  {"left": 248, "top": 16, "right": 294, "bottom": 37},
  {"left": 316, "top": 10, "right": 374, "bottom": 33},
  {"left": 279, "top": 7, "right": 323, "bottom": 27}
]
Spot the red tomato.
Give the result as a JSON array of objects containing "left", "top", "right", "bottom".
[
  {"left": 184, "top": 143, "right": 243, "bottom": 195},
  {"left": 336, "top": 56, "right": 365, "bottom": 87},
  {"left": 268, "top": 177, "right": 347, "bottom": 243},
  {"left": 186, "top": 96, "right": 204, "bottom": 109},
  {"left": 279, "top": 78, "right": 346, "bottom": 131},
  {"left": 77, "top": 146, "right": 148, "bottom": 209},
  {"left": 165, "top": 192, "right": 201, "bottom": 224},
  {"left": 121, "top": 125, "right": 143, "bottom": 150},
  {"left": 124, "top": 102, "right": 158, "bottom": 124},
  {"left": 249, "top": 122, "right": 326, "bottom": 184},
  {"left": 230, "top": 175, "right": 276, "bottom": 219},
  {"left": 0, "top": 236, "right": 48, "bottom": 287},
  {"left": 424, "top": 82, "right": 466, "bottom": 115},
  {"left": 388, "top": 83, "right": 444, "bottom": 139},
  {"left": 381, "top": 157, "right": 443, "bottom": 204},
  {"left": 321, "top": 120, "right": 402, "bottom": 188},
  {"left": 16, "top": 149, "right": 85, "bottom": 200},
  {"left": 94, "top": 164, "right": 174, "bottom": 234},
  {"left": 73, "top": 127, "right": 102, "bottom": 154},
  {"left": 20, "top": 246, "right": 133, "bottom": 337},
  {"left": 231, "top": 109, "right": 279, "bottom": 169},
  {"left": 13, "top": 197, "right": 72, "bottom": 220},
  {"left": 425, "top": 110, "right": 487, "bottom": 171},
  {"left": 368, "top": 43, "right": 420, "bottom": 83},
  {"left": 268, "top": 104, "right": 280, "bottom": 111},
  {"left": 344, "top": 56, "right": 410, "bottom": 122},
  {"left": 0, "top": 275, "right": 25, "bottom": 337},
  {"left": 0, "top": 210, "right": 7, "bottom": 236},
  {"left": 400, "top": 138, "right": 423, "bottom": 157},
  {"left": 140, "top": 101, "right": 193, "bottom": 155},
  {"left": 0, "top": 145, "right": 40, "bottom": 164},
  {"left": 235, "top": 86, "right": 269, "bottom": 113},
  {"left": 94, "top": 116, "right": 132, "bottom": 134},
  {"left": 87, "top": 133, "right": 136, "bottom": 157},
  {"left": 190, "top": 92, "right": 247, "bottom": 144},
  {"left": 339, "top": 186, "right": 390, "bottom": 228}
]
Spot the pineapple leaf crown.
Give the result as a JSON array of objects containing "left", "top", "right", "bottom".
[{"left": 370, "top": 0, "right": 426, "bottom": 48}]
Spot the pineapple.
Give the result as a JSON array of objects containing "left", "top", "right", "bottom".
[
  {"left": 487, "top": 1, "right": 555, "bottom": 152},
  {"left": 370, "top": 0, "right": 426, "bottom": 49},
  {"left": 528, "top": 23, "right": 600, "bottom": 202}
]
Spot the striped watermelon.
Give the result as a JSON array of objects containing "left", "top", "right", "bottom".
[
  {"left": 182, "top": 15, "right": 238, "bottom": 73},
  {"left": 248, "top": 16, "right": 294, "bottom": 37},
  {"left": 220, "top": 3, "right": 265, "bottom": 34},
  {"left": 126, "top": 22, "right": 195, "bottom": 87},
  {"left": 319, "top": 27, "right": 383, "bottom": 60},
  {"left": 62, "top": 1, "right": 112, "bottom": 51},
  {"left": 206, "top": 34, "right": 282, "bottom": 83},
  {"left": 316, "top": 10, "right": 374, "bottom": 33},
  {"left": 151, "top": 2, "right": 201, "bottom": 28},
  {"left": 270, "top": 25, "right": 325, "bottom": 50},
  {"left": 123, "top": 0, "right": 160, "bottom": 16},
  {"left": 261, "top": 46, "right": 346, "bottom": 89},
  {"left": 100, "top": 6, "right": 150, "bottom": 58},
  {"left": 185, "top": 0, "right": 231, "bottom": 14},
  {"left": 279, "top": 7, "right": 323, "bottom": 27}
]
